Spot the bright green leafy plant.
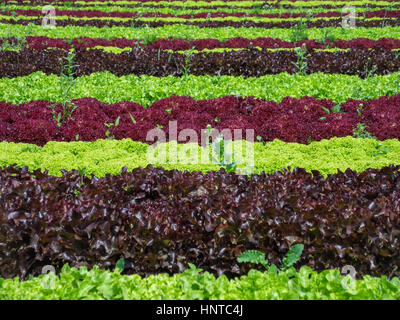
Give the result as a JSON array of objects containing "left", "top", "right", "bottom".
[
  {"left": 292, "top": 44, "right": 310, "bottom": 76},
  {"left": 205, "top": 125, "right": 239, "bottom": 173},
  {"left": 289, "top": 17, "right": 308, "bottom": 43},
  {"left": 353, "top": 123, "right": 376, "bottom": 139},
  {"left": 115, "top": 258, "right": 125, "bottom": 273},
  {"left": 237, "top": 244, "right": 304, "bottom": 272},
  {"left": 0, "top": 30, "right": 29, "bottom": 51},
  {"left": 104, "top": 116, "right": 120, "bottom": 140},
  {"left": 319, "top": 104, "right": 345, "bottom": 119}
]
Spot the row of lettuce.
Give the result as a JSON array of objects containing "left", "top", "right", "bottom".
[
  {"left": 12, "top": 0, "right": 400, "bottom": 4},
  {"left": 2, "top": 24, "right": 400, "bottom": 41},
  {"left": 6, "top": 8, "right": 400, "bottom": 18},
  {"left": 8, "top": 0, "right": 400, "bottom": 5},
  {"left": 1, "top": 265, "right": 400, "bottom": 300},
  {"left": 4, "top": 22, "right": 400, "bottom": 33},
  {"left": 2, "top": 16, "right": 399, "bottom": 29},
  {"left": 7, "top": 0, "right": 400, "bottom": 8},
  {"left": 1, "top": 95, "right": 399, "bottom": 145},
  {"left": 0, "top": 137, "right": 398, "bottom": 177},
  {"left": 1, "top": 72, "right": 399, "bottom": 106},
  {"left": 1, "top": 47, "right": 399, "bottom": 77},
  {"left": 6, "top": 3, "right": 400, "bottom": 14},
  {"left": 5, "top": 36, "right": 400, "bottom": 51},
  {"left": 1, "top": 164, "right": 400, "bottom": 280}
]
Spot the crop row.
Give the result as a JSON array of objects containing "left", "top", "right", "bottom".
[
  {"left": 1, "top": 265, "right": 400, "bottom": 300},
  {"left": 4, "top": 16, "right": 399, "bottom": 28},
  {"left": 4, "top": 44, "right": 362, "bottom": 55},
  {"left": 7, "top": 3, "right": 399, "bottom": 15},
  {"left": 27, "top": 4, "right": 397, "bottom": 10},
  {"left": 15, "top": 0, "right": 400, "bottom": 4},
  {"left": 14, "top": 0, "right": 268, "bottom": 7},
  {"left": 1, "top": 95, "right": 400, "bottom": 145},
  {"left": 0, "top": 137, "right": 399, "bottom": 177},
  {"left": 8, "top": 1, "right": 400, "bottom": 10},
  {"left": 148, "top": 37, "right": 400, "bottom": 50},
  {"left": 2, "top": 24, "right": 399, "bottom": 42},
  {"left": 9, "top": 0, "right": 400, "bottom": 6},
  {"left": 1, "top": 47, "right": 398, "bottom": 78},
  {"left": 1, "top": 72, "right": 399, "bottom": 106},
  {"left": 6, "top": 36, "right": 400, "bottom": 51},
  {"left": 8, "top": 8, "right": 400, "bottom": 19},
  {"left": 1, "top": 164, "right": 400, "bottom": 279}
]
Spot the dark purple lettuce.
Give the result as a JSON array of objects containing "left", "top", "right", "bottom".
[
  {"left": 0, "top": 47, "right": 399, "bottom": 78},
  {"left": 1, "top": 165, "right": 400, "bottom": 280}
]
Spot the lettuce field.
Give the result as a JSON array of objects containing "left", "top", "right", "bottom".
[{"left": 0, "top": 0, "right": 400, "bottom": 301}]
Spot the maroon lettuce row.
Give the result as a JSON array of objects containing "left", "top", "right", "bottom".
[
  {"left": 2, "top": 16, "right": 399, "bottom": 29},
  {"left": 0, "top": 47, "right": 399, "bottom": 79},
  {"left": 1, "top": 95, "right": 400, "bottom": 146},
  {"left": 149, "top": 37, "right": 400, "bottom": 51},
  {"left": 6, "top": 36, "right": 400, "bottom": 51},
  {"left": 8, "top": 8, "right": 400, "bottom": 19},
  {"left": 1, "top": 164, "right": 400, "bottom": 279}
]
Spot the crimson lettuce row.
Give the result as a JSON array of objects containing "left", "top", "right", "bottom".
[
  {"left": 7, "top": 36, "right": 400, "bottom": 51},
  {"left": 1, "top": 265, "right": 400, "bottom": 300},
  {"left": 1, "top": 165, "right": 400, "bottom": 279},
  {"left": 0, "top": 72, "right": 399, "bottom": 106},
  {"left": 1, "top": 95, "right": 400, "bottom": 146}
]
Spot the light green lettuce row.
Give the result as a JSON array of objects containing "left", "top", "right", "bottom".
[
  {"left": 76, "top": 46, "right": 400, "bottom": 54},
  {"left": 135, "top": 16, "right": 398, "bottom": 23},
  {"left": 1, "top": 13, "right": 395, "bottom": 23},
  {"left": 2, "top": 24, "right": 400, "bottom": 42},
  {"left": 1, "top": 264, "right": 400, "bottom": 300},
  {"left": 87, "top": 46, "right": 354, "bottom": 54},
  {"left": 0, "top": 72, "right": 399, "bottom": 107},
  {"left": 0, "top": 137, "right": 399, "bottom": 177},
  {"left": 0, "top": 44, "right": 367, "bottom": 54},
  {"left": 279, "top": 0, "right": 399, "bottom": 6}
]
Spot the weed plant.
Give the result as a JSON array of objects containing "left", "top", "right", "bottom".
[
  {"left": 48, "top": 48, "right": 79, "bottom": 127},
  {"left": 292, "top": 44, "right": 310, "bottom": 76}
]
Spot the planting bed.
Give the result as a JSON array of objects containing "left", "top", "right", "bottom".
[{"left": 0, "top": 0, "right": 400, "bottom": 300}]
